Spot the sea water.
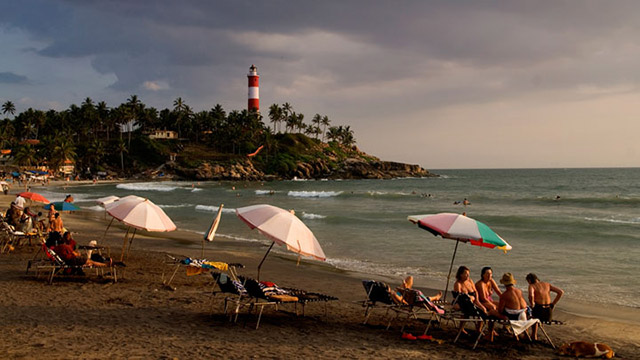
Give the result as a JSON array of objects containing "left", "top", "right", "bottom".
[{"left": 40, "top": 168, "right": 640, "bottom": 308}]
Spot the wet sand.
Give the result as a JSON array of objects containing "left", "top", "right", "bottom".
[{"left": 1, "top": 188, "right": 639, "bottom": 359}]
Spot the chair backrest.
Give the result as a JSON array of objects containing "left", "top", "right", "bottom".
[
  {"left": 243, "top": 278, "right": 269, "bottom": 299},
  {"left": 212, "top": 272, "right": 247, "bottom": 295},
  {"left": 43, "top": 245, "right": 66, "bottom": 266},
  {"left": 362, "top": 280, "right": 394, "bottom": 305}
]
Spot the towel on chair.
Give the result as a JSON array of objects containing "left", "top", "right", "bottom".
[{"left": 509, "top": 318, "right": 540, "bottom": 336}]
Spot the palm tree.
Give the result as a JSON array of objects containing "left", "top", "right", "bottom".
[
  {"left": 51, "top": 139, "right": 76, "bottom": 172},
  {"left": 282, "top": 102, "right": 293, "bottom": 133},
  {"left": 115, "top": 140, "right": 127, "bottom": 172},
  {"left": 321, "top": 115, "right": 330, "bottom": 142},
  {"left": 2, "top": 101, "right": 16, "bottom": 117},
  {"left": 311, "top": 114, "right": 322, "bottom": 140},
  {"left": 268, "top": 104, "right": 282, "bottom": 133},
  {"left": 327, "top": 126, "right": 341, "bottom": 142},
  {"left": 173, "top": 97, "right": 188, "bottom": 138},
  {"left": 125, "top": 95, "right": 143, "bottom": 147},
  {"left": 13, "top": 143, "right": 38, "bottom": 167}
]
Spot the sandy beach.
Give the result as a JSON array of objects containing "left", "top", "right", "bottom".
[{"left": 1, "top": 186, "right": 639, "bottom": 359}]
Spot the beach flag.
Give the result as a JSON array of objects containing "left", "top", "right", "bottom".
[
  {"left": 205, "top": 204, "right": 224, "bottom": 242},
  {"left": 247, "top": 145, "right": 264, "bottom": 157}
]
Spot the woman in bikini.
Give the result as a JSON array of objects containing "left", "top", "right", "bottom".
[
  {"left": 475, "top": 266, "right": 502, "bottom": 313},
  {"left": 453, "top": 266, "right": 487, "bottom": 314}
]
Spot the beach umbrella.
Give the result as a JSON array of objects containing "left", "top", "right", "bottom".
[
  {"left": 44, "top": 201, "right": 80, "bottom": 212},
  {"left": 236, "top": 204, "right": 325, "bottom": 280},
  {"left": 17, "top": 191, "right": 50, "bottom": 204},
  {"left": 408, "top": 212, "right": 512, "bottom": 300},
  {"left": 96, "top": 195, "right": 120, "bottom": 206},
  {"left": 106, "top": 196, "right": 176, "bottom": 261},
  {"left": 202, "top": 204, "right": 224, "bottom": 257}
]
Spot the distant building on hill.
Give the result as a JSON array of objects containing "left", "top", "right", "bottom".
[
  {"left": 148, "top": 129, "right": 178, "bottom": 140},
  {"left": 60, "top": 159, "right": 74, "bottom": 175},
  {"left": 248, "top": 64, "right": 260, "bottom": 113}
]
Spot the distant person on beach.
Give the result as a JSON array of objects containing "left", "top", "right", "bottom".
[
  {"left": 497, "top": 273, "right": 528, "bottom": 321},
  {"left": 49, "top": 212, "right": 64, "bottom": 233},
  {"left": 475, "top": 266, "right": 502, "bottom": 313},
  {"left": 526, "top": 273, "right": 564, "bottom": 339},
  {"left": 64, "top": 194, "right": 74, "bottom": 203},
  {"left": 14, "top": 194, "right": 26, "bottom": 210},
  {"left": 555, "top": 195, "right": 561, "bottom": 201},
  {"left": 463, "top": 198, "right": 470, "bottom": 206}
]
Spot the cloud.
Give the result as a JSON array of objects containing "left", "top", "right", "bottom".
[
  {"left": 0, "top": 72, "right": 28, "bottom": 84},
  {"left": 142, "top": 80, "right": 170, "bottom": 91}
]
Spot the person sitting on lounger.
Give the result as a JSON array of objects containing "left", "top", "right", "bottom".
[
  {"left": 497, "top": 272, "right": 528, "bottom": 321},
  {"left": 526, "top": 273, "right": 564, "bottom": 340},
  {"left": 475, "top": 266, "right": 502, "bottom": 313},
  {"left": 453, "top": 266, "right": 488, "bottom": 316}
]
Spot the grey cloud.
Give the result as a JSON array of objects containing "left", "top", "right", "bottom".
[{"left": 0, "top": 72, "right": 29, "bottom": 84}]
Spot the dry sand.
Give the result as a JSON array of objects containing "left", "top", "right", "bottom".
[{"left": 1, "top": 187, "right": 639, "bottom": 359}]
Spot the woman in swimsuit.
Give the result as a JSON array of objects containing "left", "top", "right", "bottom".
[
  {"left": 475, "top": 266, "right": 502, "bottom": 312},
  {"left": 453, "top": 266, "right": 487, "bottom": 314}
]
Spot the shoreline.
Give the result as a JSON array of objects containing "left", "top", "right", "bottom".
[{"left": 2, "top": 186, "right": 639, "bottom": 358}]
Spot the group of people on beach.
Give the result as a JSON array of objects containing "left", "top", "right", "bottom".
[
  {"left": 452, "top": 265, "right": 563, "bottom": 340},
  {"left": 2, "top": 193, "right": 118, "bottom": 269}
]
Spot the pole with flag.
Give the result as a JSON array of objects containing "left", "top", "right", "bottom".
[{"left": 203, "top": 204, "right": 224, "bottom": 257}]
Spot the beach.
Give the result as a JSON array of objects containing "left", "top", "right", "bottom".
[{"left": 0, "top": 182, "right": 639, "bottom": 359}]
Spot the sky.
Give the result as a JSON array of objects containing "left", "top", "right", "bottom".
[{"left": 1, "top": 1, "right": 639, "bottom": 169}]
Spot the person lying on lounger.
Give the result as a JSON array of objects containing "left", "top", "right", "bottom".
[
  {"left": 50, "top": 241, "right": 122, "bottom": 271},
  {"left": 388, "top": 276, "right": 444, "bottom": 314}
]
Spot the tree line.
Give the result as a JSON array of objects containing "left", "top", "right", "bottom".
[{"left": 1, "top": 97, "right": 356, "bottom": 176}]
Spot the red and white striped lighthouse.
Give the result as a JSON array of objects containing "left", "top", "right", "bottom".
[{"left": 247, "top": 64, "right": 259, "bottom": 112}]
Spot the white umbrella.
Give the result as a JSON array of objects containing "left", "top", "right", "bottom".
[
  {"left": 236, "top": 204, "right": 325, "bottom": 279},
  {"left": 96, "top": 195, "right": 120, "bottom": 206},
  {"left": 202, "top": 204, "right": 224, "bottom": 257},
  {"left": 105, "top": 196, "right": 176, "bottom": 261}
]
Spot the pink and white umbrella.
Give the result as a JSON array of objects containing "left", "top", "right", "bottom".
[
  {"left": 236, "top": 204, "right": 325, "bottom": 279},
  {"left": 105, "top": 196, "right": 176, "bottom": 261}
]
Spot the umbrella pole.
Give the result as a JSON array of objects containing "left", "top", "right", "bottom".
[
  {"left": 257, "top": 242, "right": 275, "bottom": 281},
  {"left": 443, "top": 240, "right": 460, "bottom": 302},
  {"left": 201, "top": 238, "right": 205, "bottom": 259},
  {"left": 125, "top": 229, "right": 137, "bottom": 260},
  {"left": 101, "top": 217, "right": 115, "bottom": 241},
  {"left": 119, "top": 227, "right": 131, "bottom": 262}
]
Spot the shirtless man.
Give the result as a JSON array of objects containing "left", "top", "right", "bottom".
[
  {"left": 526, "top": 273, "right": 564, "bottom": 339},
  {"left": 497, "top": 273, "right": 528, "bottom": 321}
]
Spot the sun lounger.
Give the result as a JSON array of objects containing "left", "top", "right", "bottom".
[
  {"left": 33, "top": 242, "right": 119, "bottom": 284},
  {"left": 161, "top": 255, "right": 243, "bottom": 288},
  {"left": 0, "top": 221, "right": 33, "bottom": 253}
]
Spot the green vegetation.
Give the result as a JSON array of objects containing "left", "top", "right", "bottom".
[{"left": 0, "top": 97, "right": 364, "bottom": 179}]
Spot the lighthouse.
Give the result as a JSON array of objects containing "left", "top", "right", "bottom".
[{"left": 247, "top": 64, "right": 259, "bottom": 112}]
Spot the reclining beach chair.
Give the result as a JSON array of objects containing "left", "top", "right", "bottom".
[
  {"left": 242, "top": 277, "right": 302, "bottom": 329},
  {"left": 210, "top": 271, "right": 251, "bottom": 323},
  {"left": 0, "top": 221, "right": 31, "bottom": 253},
  {"left": 161, "top": 255, "right": 243, "bottom": 288},
  {"left": 34, "top": 242, "right": 118, "bottom": 284}
]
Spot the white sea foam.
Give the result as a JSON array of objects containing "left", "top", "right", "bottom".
[
  {"left": 158, "top": 204, "right": 192, "bottom": 209},
  {"left": 301, "top": 212, "right": 326, "bottom": 220},
  {"left": 116, "top": 183, "right": 178, "bottom": 192},
  {"left": 255, "top": 190, "right": 276, "bottom": 195},
  {"left": 584, "top": 216, "right": 640, "bottom": 224},
  {"left": 194, "top": 205, "right": 236, "bottom": 214},
  {"left": 191, "top": 188, "right": 202, "bottom": 192},
  {"left": 288, "top": 191, "right": 342, "bottom": 198},
  {"left": 83, "top": 205, "right": 105, "bottom": 212}
]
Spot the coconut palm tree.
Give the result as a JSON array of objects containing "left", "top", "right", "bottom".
[
  {"left": 321, "top": 115, "right": 331, "bottom": 142},
  {"left": 115, "top": 139, "right": 127, "bottom": 172},
  {"left": 268, "top": 104, "right": 282, "bottom": 133},
  {"left": 2, "top": 101, "right": 16, "bottom": 117},
  {"left": 311, "top": 114, "right": 322, "bottom": 140},
  {"left": 13, "top": 143, "right": 38, "bottom": 167}
]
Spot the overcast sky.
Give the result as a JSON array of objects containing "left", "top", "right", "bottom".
[{"left": 1, "top": 1, "right": 639, "bottom": 169}]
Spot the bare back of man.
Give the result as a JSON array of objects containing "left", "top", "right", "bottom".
[{"left": 530, "top": 281, "right": 552, "bottom": 304}]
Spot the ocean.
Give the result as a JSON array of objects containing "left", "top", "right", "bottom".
[{"left": 38, "top": 168, "right": 640, "bottom": 308}]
